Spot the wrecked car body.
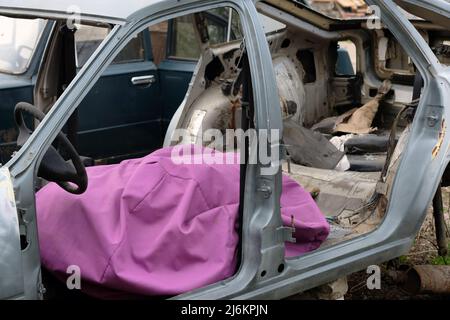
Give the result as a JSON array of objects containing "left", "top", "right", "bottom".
[{"left": 0, "top": 0, "right": 450, "bottom": 300}]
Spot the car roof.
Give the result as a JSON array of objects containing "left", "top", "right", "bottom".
[{"left": 0, "top": 0, "right": 165, "bottom": 23}]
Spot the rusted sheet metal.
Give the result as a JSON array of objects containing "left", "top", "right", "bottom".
[{"left": 404, "top": 265, "right": 450, "bottom": 294}]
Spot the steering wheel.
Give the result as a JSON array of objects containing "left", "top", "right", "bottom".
[{"left": 14, "top": 102, "right": 88, "bottom": 195}]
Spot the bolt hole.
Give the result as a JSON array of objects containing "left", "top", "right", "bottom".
[
  {"left": 261, "top": 270, "right": 267, "bottom": 278},
  {"left": 278, "top": 264, "right": 285, "bottom": 273}
]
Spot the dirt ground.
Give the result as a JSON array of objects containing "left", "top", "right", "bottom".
[{"left": 346, "top": 188, "right": 450, "bottom": 300}]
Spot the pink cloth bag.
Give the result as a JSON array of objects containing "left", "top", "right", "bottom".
[{"left": 36, "top": 147, "right": 329, "bottom": 298}]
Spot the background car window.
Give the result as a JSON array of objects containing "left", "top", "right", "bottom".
[
  {"left": 171, "top": 15, "right": 202, "bottom": 60},
  {"left": 0, "top": 16, "right": 46, "bottom": 74},
  {"left": 112, "top": 34, "right": 145, "bottom": 64},
  {"left": 149, "top": 21, "right": 168, "bottom": 65},
  {"left": 75, "top": 26, "right": 145, "bottom": 68},
  {"left": 207, "top": 7, "right": 243, "bottom": 44},
  {"left": 169, "top": 8, "right": 244, "bottom": 60},
  {"left": 75, "top": 26, "right": 109, "bottom": 68}
]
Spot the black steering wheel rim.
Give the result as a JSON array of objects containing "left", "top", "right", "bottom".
[{"left": 14, "top": 102, "right": 88, "bottom": 195}]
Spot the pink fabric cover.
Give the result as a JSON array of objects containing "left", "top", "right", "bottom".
[{"left": 36, "top": 147, "right": 329, "bottom": 297}]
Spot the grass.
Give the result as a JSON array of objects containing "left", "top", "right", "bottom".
[
  {"left": 431, "top": 243, "right": 450, "bottom": 265},
  {"left": 398, "top": 255, "right": 410, "bottom": 264}
]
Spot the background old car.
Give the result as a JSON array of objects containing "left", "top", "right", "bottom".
[
  {"left": 0, "top": 10, "right": 354, "bottom": 164},
  {"left": 0, "top": 10, "right": 244, "bottom": 163}
]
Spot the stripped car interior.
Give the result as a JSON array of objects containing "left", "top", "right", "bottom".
[{"left": 1, "top": 0, "right": 450, "bottom": 300}]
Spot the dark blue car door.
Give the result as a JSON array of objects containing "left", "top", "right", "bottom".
[{"left": 75, "top": 28, "right": 161, "bottom": 161}]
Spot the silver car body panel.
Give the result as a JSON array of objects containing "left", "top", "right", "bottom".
[{"left": 0, "top": 0, "right": 450, "bottom": 299}]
